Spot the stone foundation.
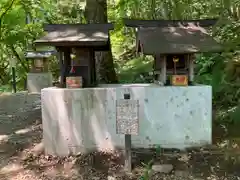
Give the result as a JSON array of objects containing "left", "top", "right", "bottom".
[{"left": 41, "top": 84, "right": 212, "bottom": 155}]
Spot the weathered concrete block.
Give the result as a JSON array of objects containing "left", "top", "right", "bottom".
[
  {"left": 41, "top": 84, "right": 212, "bottom": 156},
  {"left": 27, "top": 73, "right": 52, "bottom": 93}
]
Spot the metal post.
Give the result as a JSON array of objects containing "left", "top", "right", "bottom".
[
  {"left": 124, "top": 93, "right": 132, "bottom": 172},
  {"left": 12, "top": 67, "right": 16, "bottom": 93}
]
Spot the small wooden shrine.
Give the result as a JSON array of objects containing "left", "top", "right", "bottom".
[
  {"left": 34, "top": 23, "right": 113, "bottom": 88},
  {"left": 25, "top": 50, "right": 56, "bottom": 93},
  {"left": 124, "top": 19, "right": 223, "bottom": 86}
]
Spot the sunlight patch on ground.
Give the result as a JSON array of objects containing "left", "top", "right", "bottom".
[
  {"left": 15, "top": 124, "right": 42, "bottom": 135},
  {"left": 31, "top": 142, "right": 44, "bottom": 153},
  {"left": 44, "top": 166, "right": 60, "bottom": 177},
  {"left": 0, "top": 134, "right": 9, "bottom": 142},
  {"left": 1, "top": 169, "right": 39, "bottom": 180},
  {"left": 19, "top": 142, "right": 44, "bottom": 160},
  {"left": 15, "top": 128, "right": 32, "bottom": 135},
  {"left": 0, "top": 163, "right": 24, "bottom": 175}
]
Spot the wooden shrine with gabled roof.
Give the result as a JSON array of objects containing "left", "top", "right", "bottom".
[
  {"left": 124, "top": 19, "right": 223, "bottom": 85},
  {"left": 34, "top": 23, "right": 114, "bottom": 88}
]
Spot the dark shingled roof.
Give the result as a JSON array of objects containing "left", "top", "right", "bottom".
[
  {"left": 136, "top": 25, "right": 223, "bottom": 54},
  {"left": 34, "top": 23, "right": 114, "bottom": 47},
  {"left": 124, "top": 18, "right": 218, "bottom": 27},
  {"left": 25, "top": 50, "right": 57, "bottom": 59}
]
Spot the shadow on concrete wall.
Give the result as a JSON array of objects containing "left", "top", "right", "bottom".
[{"left": 42, "top": 88, "right": 115, "bottom": 155}]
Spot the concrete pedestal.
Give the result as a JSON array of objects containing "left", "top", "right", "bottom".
[
  {"left": 41, "top": 84, "right": 212, "bottom": 155},
  {"left": 27, "top": 73, "right": 52, "bottom": 93}
]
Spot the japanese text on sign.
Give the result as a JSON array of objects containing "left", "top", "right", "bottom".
[{"left": 116, "top": 99, "right": 139, "bottom": 135}]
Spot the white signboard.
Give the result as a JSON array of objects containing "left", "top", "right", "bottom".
[
  {"left": 116, "top": 99, "right": 139, "bottom": 135},
  {"left": 9, "top": 58, "right": 16, "bottom": 68}
]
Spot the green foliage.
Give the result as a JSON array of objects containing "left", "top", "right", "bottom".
[
  {"left": 140, "top": 159, "right": 154, "bottom": 180},
  {"left": 139, "top": 145, "right": 161, "bottom": 180},
  {"left": 229, "top": 106, "right": 240, "bottom": 122},
  {"left": 0, "top": 85, "right": 12, "bottom": 92},
  {"left": 117, "top": 56, "right": 153, "bottom": 83}
]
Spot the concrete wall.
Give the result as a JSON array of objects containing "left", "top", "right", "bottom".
[
  {"left": 41, "top": 84, "right": 212, "bottom": 155},
  {"left": 27, "top": 73, "right": 52, "bottom": 93}
]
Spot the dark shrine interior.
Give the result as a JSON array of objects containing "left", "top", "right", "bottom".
[
  {"left": 59, "top": 47, "right": 97, "bottom": 88},
  {"left": 166, "top": 54, "right": 186, "bottom": 70},
  {"left": 165, "top": 54, "right": 191, "bottom": 86}
]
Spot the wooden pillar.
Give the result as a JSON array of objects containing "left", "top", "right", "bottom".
[
  {"left": 90, "top": 49, "right": 97, "bottom": 86},
  {"left": 57, "top": 48, "right": 65, "bottom": 88},
  {"left": 63, "top": 48, "right": 71, "bottom": 80},
  {"left": 74, "top": 47, "right": 91, "bottom": 87},
  {"left": 153, "top": 56, "right": 158, "bottom": 81},
  {"left": 154, "top": 55, "right": 166, "bottom": 85},
  {"left": 188, "top": 54, "right": 194, "bottom": 83},
  {"left": 160, "top": 55, "right": 167, "bottom": 84},
  {"left": 57, "top": 48, "right": 71, "bottom": 88}
]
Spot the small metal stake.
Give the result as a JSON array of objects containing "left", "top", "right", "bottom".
[
  {"left": 12, "top": 67, "right": 16, "bottom": 93},
  {"left": 124, "top": 93, "right": 132, "bottom": 172}
]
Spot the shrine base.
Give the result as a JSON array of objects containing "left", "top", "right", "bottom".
[{"left": 41, "top": 84, "right": 212, "bottom": 156}]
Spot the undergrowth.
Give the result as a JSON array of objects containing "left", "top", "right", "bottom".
[{"left": 139, "top": 145, "right": 161, "bottom": 180}]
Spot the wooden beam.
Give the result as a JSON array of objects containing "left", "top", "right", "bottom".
[
  {"left": 43, "top": 23, "right": 114, "bottom": 32},
  {"left": 123, "top": 18, "right": 218, "bottom": 27}
]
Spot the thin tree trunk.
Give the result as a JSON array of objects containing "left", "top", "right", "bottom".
[
  {"left": 0, "top": 0, "right": 16, "bottom": 37},
  {"left": 9, "top": 45, "right": 28, "bottom": 72},
  {"left": 84, "top": 0, "right": 118, "bottom": 83}
]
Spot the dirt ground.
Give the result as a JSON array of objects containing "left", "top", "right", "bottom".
[{"left": 0, "top": 92, "right": 240, "bottom": 180}]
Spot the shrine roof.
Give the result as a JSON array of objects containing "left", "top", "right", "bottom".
[
  {"left": 124, "top": 19, "right": 223, "bottom": 54},
  {"left": 34, "top": 23, "right": 113, "bottom": 47},
  {"left": 25, "top": 50, "right": 57, "bottom": 59},
  {"left": 124, "top": 19, "right": 218, "bottom": 27}
]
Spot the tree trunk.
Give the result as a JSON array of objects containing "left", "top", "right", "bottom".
[{"left": 84, "top": 0, "right": 118, "bottom": 83}]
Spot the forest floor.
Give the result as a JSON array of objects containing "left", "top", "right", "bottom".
[{"left": 0, "top": 92, "right": 240, "bottom": 180}]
